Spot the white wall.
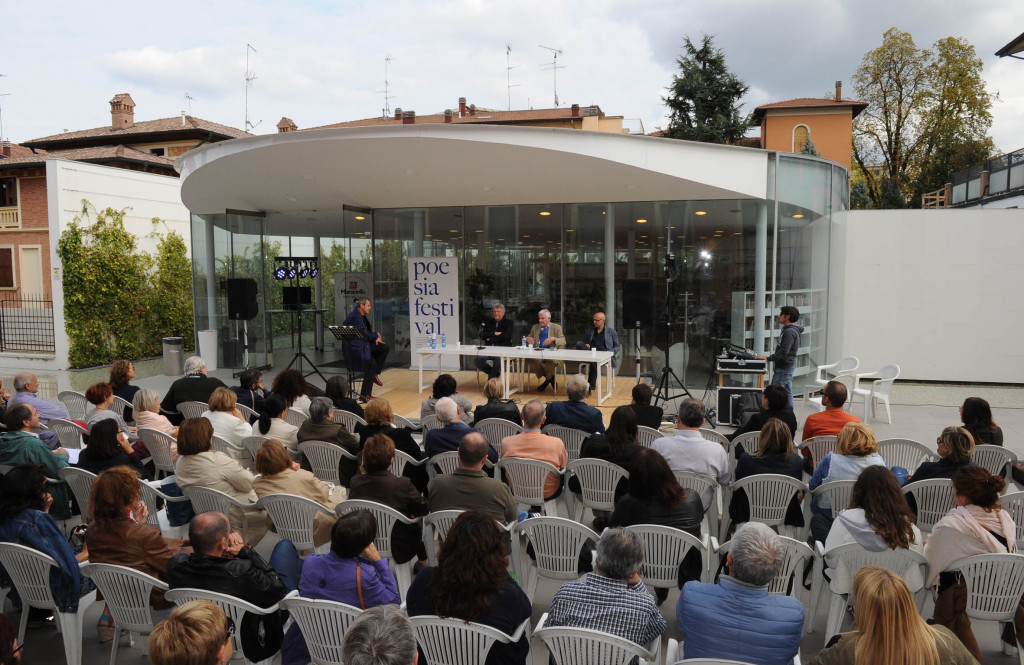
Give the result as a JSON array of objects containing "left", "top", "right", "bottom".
[{"left": 830, "top": 208, "right": 1024, "bottom": 383}]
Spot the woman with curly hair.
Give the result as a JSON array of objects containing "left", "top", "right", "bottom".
[
  {"left": 406, "top": 510, "right": 531, "bottom": 665},
  {"left": 108, "top": 359, "right": 140, "bottom": 421},
  {"left": 911, "top": 426, "right": 975, "bottom": 482},
  {"left": 960, "top": 396, "right": 1003, "bottom": 447},
  {"left": 270, "top": 369, "right": 311, "bottom": 416}
]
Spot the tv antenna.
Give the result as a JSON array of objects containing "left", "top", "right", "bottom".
[
  {"left": 184, "top": 92, "right": 194, "bottom": 116},
  {"left": 378, "top": 55, "right": 396, "bottom": 118},
  {"left": 505, "top": 45, "right": 520, "bottom": 111},
  {"left": 244, "top": 44, "right": 261, "bottom": 132},
  {"left": 538, "top": 45, "right": 564, "bottom": 107}
]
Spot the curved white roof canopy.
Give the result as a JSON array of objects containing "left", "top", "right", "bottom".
[{"left": 178, "top": 124, "right": 769, "bottom": 221}]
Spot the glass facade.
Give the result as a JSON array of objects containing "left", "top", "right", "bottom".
[{"left": 191, "top": 152, "right": 846, "bottom": 391}]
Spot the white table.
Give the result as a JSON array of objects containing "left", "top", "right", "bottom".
[{"left": 416, "top": 345, "right": 616, "bottom": 405}]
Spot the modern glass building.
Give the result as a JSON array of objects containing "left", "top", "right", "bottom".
[{"left": 181, "top": 124, "right": 847, "bottom": 392}]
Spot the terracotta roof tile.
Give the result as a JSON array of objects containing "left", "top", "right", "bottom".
[
  {"left": 752, "top": 97, "right": 868, "bottom": 123},
  {"left": 0, "top": 144, "right": 174, "bottom": 169},
  {"left": 24, "top": 115, "right": 248, "bottom": 146},
  {"left": 308, "top": 106, "right": 605, "bottom": 130}
]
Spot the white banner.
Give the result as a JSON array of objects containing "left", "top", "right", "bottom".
[{"left": 408, "top": 257, "right": 460, "bottom": 370}]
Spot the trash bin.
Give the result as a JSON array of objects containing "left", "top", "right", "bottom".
[
  {"left": 197, "top": 330, "right": 218, "bottom": 371},
  {"left": 162, "top": 337, "right": 184, "bottom": 376}
]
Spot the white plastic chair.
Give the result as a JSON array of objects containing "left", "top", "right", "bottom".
[
  {"left": 211, "top": 434, "right": 247, "bottom": 462},
  {"left": 392, "top": 414, "right": 418, "bottom": 430},
  {"left": 512, "top": 516, "right": 599, "bottom": 602},
  {"left": 181, "top": 485, "right": 257, "bottom": 522},
  {"left": 720, "top": 474, "right": 810, "bottom": 542},
  {"left": 110, "top": 396, "right": 134, "bottom": 425},
  {"left": 477, "top": 418, "right": 524, "bottom": 457},
  {"left": 164, "top": 587, "right": 297, "bottom": 665},
  {"left": 0, "top": 542, "right": 97, "bottom": 665},
  {"left": 57, "top": 390, "right": 89, "bottom": 421},
  {"left": 797, "top": 436, "right": 838, "bottom": 471},
  {"left": 948, "top": 553, "right": 1024, "bottom": 663},
  {"left": 298, "top": 439, "right": 358, "bottom": 486},
  {"left": 285, "top": 407, "right": 310, "bottom": 428},
  {"left": 426, "top": 450, "right": 462, "bottom": 480},
  {"left": 809, "top": 480, "right": 858, "bottom": 522},
  {"left": 902, "top": 478, "right": 955, "bottom": 534},
  {"left": 257, "top": 492, "right": 336, "bottom": 553},
  {"left": 729, "top": 431, "right": 760, "bottom": 459},
  {"left": 849, "top": 364, "right": 900, "bottom": 423},
  {"left": 672, "top": 470, "right": 722, "bottom": 539},
  {"left": 392, "top": 450, "right": 427, "bottom": 478},
  {"left": 495, "top": 457, "right": 563, "bottom": 516},
  {"left": 699, "top": 428, "right": 730, "bottom": 448},
  {"left": 636, "top": 426, "right": 664, "bottom": 448},
  {"left": 137, "top": 428, "right": 177, "bottom": 477},
  {"left": 422, "top": 510, "right": 467, "bottom": 565},
  {"left": 176, "top": 401, "right": 208, "bottom": 420},
  {"left": 564, "top": 459, "right": 629, "bottom": 522},
  {"left": 278, "top": 597, "right": 363, "bottom": 665},
  {"left": 237, "top": 403, "right": 258, "bottom": 423},
  {"left": 974, "top": 445, "right": 1018, "bottom": 483},
  {"left": 79, "top": 562, "right": 168, "bottom": 665},
  {"left": 1000, "top": 492, "right": 1024, "bottom": 550},
  {"left": 241, "top": 435, "right": 270, "bottom": 464},
  {"left": 542, "top": 425, "right": 589, "bottom": 462},
  {"left": 57, "top": 467, "right": 97, "bottom": 518},
  {"left": 802, "top": 355, "right": 859, "bottom": 405},
  {"left": 332, "top": 410, "right": 366, "bottom": 433},
  {"left": 47, "top": 418, "right": 87, "bottom": 449},
  {"left": 878, "top": 438, "right": 937, "bottom": 475},
  {"left": 816, "top": 542, "right": 929, "bottom": 641},
  {"left": 534, "top": 612, "right": 660, "bottom": 665},
  {"left": 626, "top": 524, "right": 715, "bottom": 587},
  {"left": 336, "top": 499, "right": 422, "bottom": 599},
  {"left": 411, "top": 615, "right": 531, "bottom": 665},
  {"left": 137, "top": 479, "right": 192, "bottom": 539},
  {"left": 420, "top": 415, "right": 442, "bottom": 432}
]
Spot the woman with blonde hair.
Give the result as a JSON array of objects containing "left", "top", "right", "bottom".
[
  {"left": 150, "top": 599, "right": 233, "bottom": 665},
  {"left": 809, "top": 565, "right": 975, "bottom": 664},
  {"left": 132, "top": 388, "right": 178, "bottom": 437},
  {"left": 202, "top": 387, "right": 252, "bottom": 446},
  {"left": 354, "top": 398, "right": 426, "bottom": 493},
  {"left": 470, "top": 377, "right": 521, "bottom": 426},
  {"left": 809, "top": 422, "right": 887, "bottom": 543}
]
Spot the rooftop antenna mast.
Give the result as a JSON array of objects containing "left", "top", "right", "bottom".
[
  {"left": 184, "top": 92, "right": 194, "bottom": 116},
  {"left": 538, "top": 45, "right": 564, "bottom": 107},
  {"left": 378, "top": 55, "right": 396, "bottom": 118},
  {"left": 244, "top": 44, "right": 261, "bottom": 132},
  {"left": 506, "top": 45, "right": 520, "bottom": 111}
]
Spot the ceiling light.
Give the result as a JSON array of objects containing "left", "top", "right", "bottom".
[
  {"left": 354, "top": 215, "right": 366, "bottom": 221},
  {"left": 449, "top": 229, "right": 458, "bottom": 233},
  {"left": 695, "top": 211, "right": 707, "bottom": 216},
  {"left": 792, "top": 214, "right": 804, "bottom": 219},
  {"left": 636, "top": 219, "right": 647, "bottom": 224},
  {"left": 734, "top": 232, "right": 742, "bottom": 235},
  {"left": 522, "top": 234, "right": 532, "bottom": 238},
  {"left": 540, "top": 211, "right": 551, "bottom": 216}
]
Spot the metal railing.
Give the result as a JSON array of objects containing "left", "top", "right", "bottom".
[
  {"left": 0, "top": 293, "right": 55, "bottom": 353},
  {"left": 949, "top": 147, "right": 1024, "bottom": 205}
]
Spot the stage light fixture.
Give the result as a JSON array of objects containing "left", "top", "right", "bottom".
[
  {"left": 274, "top": 267, "right": 287, "bottom": 280},
  {"left": 310, "top": 265, "right": 319, "bottom": 277},
  {"left": 287, "top": 267, "right": 298, "bottom": 279},
  {"left": 299, "top": 262, "right": 311, "bottom": 278}
]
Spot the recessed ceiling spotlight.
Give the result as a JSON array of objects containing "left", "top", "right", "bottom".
[
  {"left": 695, "top": 211, "right": 707, "bottom": 216},
  {"left": 792, "top": 214, "right": 805, "bottom": 219},
  {"left": 354, "top": 215, "right": 366, "bottom": 221},
  {"left": 636, "top": 219, "right": 647, "bottom": 224}
]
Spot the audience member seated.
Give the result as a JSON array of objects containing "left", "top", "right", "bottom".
[
  {"left": 427, "top": 432, "right": 517, "bottom": 523},
  {"left": 160, "top": 356, "right": 227, "bottom": 424},
  {"left": 84, "top": 381, "right": 136, "bottom": 441},
  {"left": 470, "top": 377, "right": 521, "bottom": 427},
  {"left": 342, "top": 605, "right": 417, "bottom": 665},
  {"left": 252, "top": 439, "right": 343, "bottom": 549},
  {"left": 575, "top": 405, "right": 644, "bottom": 527},
  {"left": 809, "top": 566, "right": 976, "bottom": 665},
  {"left": 174, "top": 417, "right": 264, "bottom": 543},
  {"left": 354, "top": 398, "right": 427, "bottom": 493},
  {"left": 609, "top": 448, "right": 703, "bottom": 603},
  {"left": 85, "top": 466, "right": 189, "bottom": 639},
  {"left": 149, "top": 599, "right": 233, "bottom": 665},
  {"left": 678, "top": 522, "right": 804, "bottom": 664},
  {"left": 809, "top": 422, "right": 886, "bottom": 544},
  {"left": 651, "top": 398, "right": 730, "bottom": 508},
  {"left": 253, "top": 394, "right": 299, "bottom": 450},
  {"left": 800, "top": 380, "right": 860, "bottom": 471},
  {"left": 729, "top": 384, "right": 797, "bottom": 441},
  {"left": 281, "top": 511, "right": 400, "bottom": 665},
  {"left": 547, "top": 528, "right": 666, "bottom": 647},
  {"left": 0, "top": 464, "right": 89, "bottom": 624},
  {"left": 7, "top": 372, "right": 67, "bottom": 449},
  {"left": 297, "top": 396, "right": 361, "bottom": 486},
  {"left": 421, "top": 373, "right": 474, "bottom": 424},
  {"left": 960, "top": 396, "right": 1003, "bottom": 446},
  {"left": 500, "top": 399, "right": 567, "bottom": 502},
  {"left": 231, "top": 368, "right": 266, "bottom": 415},
  {"left": 132, "top": 388, "right": 179, "bottom": 440},
  {"left": 910, "top": 426, "right": 975, "bottom": 482},
  {"left": 202, "top": 388, "right": 252, "bottom": 446},
  {"left": 924, "top": 466, "right": 1017, "bottom": 660},
  {"left": 423, "top": 397, "right": 489, "bottom": 461},
  {"left": 0, "top": 404, "right": 73, "bottom": 520},
  {"left": 823, "top": 466, "right": 923, "bottom": 591},
  {"left": 325, "top": 375, "right": 364, "bottom": 419},
  {"left": 629, "top": 383, "right": 663, "bottom": 430},
  {"left": 270, "top": 369, "right": 311, "bottom": 416},
  {"left": 407, "top": 511, "right": 531, "bottom": 665},
  {"left": 0, "top": 614, "right": 19, "bottom": 664},
  {"left": 730, "top": 418, "right": 804, "bottom": 528},
  {"left": 109, "top": 359, "right": 140, "bottom": 422},
  {"left": 348, "top": 433, "right": 428, "bottom": 567},
  {"left": 544, "top": 374, "right": 606, "bottom": 434},
  {"left": 75, "top": 418, "right": 150, "bottom": 480}
]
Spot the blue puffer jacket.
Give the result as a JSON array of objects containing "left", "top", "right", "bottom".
[{"left": 678, "top": 575, "right": 804, "bottom": 665}]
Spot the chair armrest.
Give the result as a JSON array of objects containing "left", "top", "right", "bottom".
[{"left": 507, "top": 617, "right": 532, "bottom": 641}]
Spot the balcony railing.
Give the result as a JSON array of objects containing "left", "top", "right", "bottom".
[{"left": 0, "top": 207, "right": 19, "bottom": 229}]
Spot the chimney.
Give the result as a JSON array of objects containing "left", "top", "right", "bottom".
[
  {"left": 469, "top": 104, "right": 476, "bottom": 116},
  {"left": 402, "top": 110, "right": 416, "bottom": 124},
  {"left": 835, "top": 81, "right": 842, "bottom": 102},
  {"left": 394, "top": 107, "right": 402, "bottom": 120},
  {"left": 181, "top": 111, "right": 186, "bottom": 127},
  {"left": 1, "top": 141, "right": 10, "bottom": 158},
  {"left": 109, "top": 93, "right": 136, "bottom": 129},
  {"left": 571, "top": 103, "right": 580, "bottom": 117},
  {"left": 444, "top": 109, "right": 453, "bottom": 123},
  {"left": 276, "top": 117, "right": 298, "bottom": 133},
  {"left": 458, "top": 97, "right": 467, "bottom": 116}
]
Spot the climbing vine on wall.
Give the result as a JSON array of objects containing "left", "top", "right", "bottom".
[{"left": 56, "top": 201, "right": 194, "bottom": 368}]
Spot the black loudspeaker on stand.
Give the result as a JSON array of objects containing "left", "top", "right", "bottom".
[
  {"left": 227, "top": 279, "right": 259, "bottom": 320},
  {"left": 622, "top": 279, "right": 654, "bottom": 329}
]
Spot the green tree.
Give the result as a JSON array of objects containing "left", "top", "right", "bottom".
[
  {"left": 801, "top": 138, "right": 821, "bottom": 157},
  {"left": 663, "top": 34, "right": 752, "bottom": 144},
  {"left": 148, "top": 227, "right": 195, "bottom": 354},
  {"left": 850, "top": 180, "right": 874, "bottom": 209},
  {"left": 852, "top": 28, "right": 994, "bottom": 208}
]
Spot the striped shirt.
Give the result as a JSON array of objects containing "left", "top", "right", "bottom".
[{"left": 547, "top": 573, "right": 666, "bottom": 647}]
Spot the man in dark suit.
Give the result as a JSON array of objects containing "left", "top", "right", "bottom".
[
  {"left": 575, "top": 311, "right": 620, "bottom": 391},
  {"left": 475, "top": 303, "right": 514, "bottom": 379},
  {"left": 342, "top": 298, "right": 389, "bottom": 401},
  {"left": 544, "top": 374, "right": 606, "bottom": 434},
  {"left": 423, "top": 397, "right": 494, "bottom": 462}
]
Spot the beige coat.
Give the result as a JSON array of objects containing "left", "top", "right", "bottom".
[
  {"left": 175, "top": 450, "right": 265, "bottom": 542},
  {"left": 924, "top": 504, "right": 1017, "bottom": 587},
  {"left": 252, "top": 468, "right": 345, "bottom": 547}
]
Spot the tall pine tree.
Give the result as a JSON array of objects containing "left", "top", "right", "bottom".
[{"left": 663, "top": 35, "right": 752, "bottom": 143}]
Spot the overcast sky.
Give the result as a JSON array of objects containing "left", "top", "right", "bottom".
[{"left": 3, "top": 0, "right": 1022, "bottom": 153}]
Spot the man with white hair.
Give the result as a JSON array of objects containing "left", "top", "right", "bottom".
[
  {"left": 544, "top": 374, "right": 605, "bottom": 434},
  {"left": 677, "top": 522, "right": 804, "bottom": 664},
  {"left": 297, "top": 396, "right": 361, "bottom": 485},
  {"left": 341, "top": 605, "right": 418, "bottom": 665},
  {"left": 160, "top": 356, "right": 227, "bottom": 424},
  {"left": 7, "top": 372, "right": 67, "bottom": 448},
  {"left": 525, "top": 308, "right": 565, "bottom": 393},
  {"left": 423, "top": 396, "right": 492, "bottom": 461}
]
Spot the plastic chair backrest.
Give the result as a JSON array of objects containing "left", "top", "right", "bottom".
[
  {"left": 137, "top": 428, "right": 177, "bottom": 475},
  {"left": 950, "top": 553, "right": 1024, "bottom": 620},
  {"left": 237, "top": 404, "right": 258, "bottom": 423},
  {"left": 333, "top": 410, "right": 367, "bottom": 432},
  {"left": 177, "top": 401, "right": 208, "bottom": 420},
  {"left": 410, "top": 615, "right": 526, "bottom": 665},
  {"left": 672, "top": 470, "right": 720, "bottom": 535},
  {"left": 973, "top": 445, "right": 1017, "bottom": 478},
  {"left": 79, "top": 562, "right": 168, "bottom": 634},
  {"left": 279, "top": 597, "right": 363, "bottom": 665},
  {"left": 999, "top": 492, "right": 1024, "bottom": 550},
  {"left": 625, "top": 524, "right": 710, "bottom": 586},
  {"left": 426, "top": 451, "right": 461, "bottom": 480},
  {"left": 392, "top": 450, "right": 425, "bottom": 478},
  {"left": 565, "top": 459, "right": 629, "bottom": 514},
  {"left": 137, "top": 479, "right": 192, "bottom": 532},
  {"left": 285, "top": 407, "right": 309, "bottom": 428},
  {"left": 212, "top": 434, "right": 245, "bottom": 459},
  {"left": 110, "top": 396, "right": 133, "bottom": 424},
  {"left": 0, "top": 542, "right": 65, "bottom": 610},
  {"left": 336, "top": 499, "right": 421, "bottom": 560},
  {"left": 636, "top": 426, "right": 664, "bottom": 448},
  {"left": 725, "top": 474, "right": 809, "bottom": 540},
  {"left": 47, "top": 418, "right": 87, "bottom": 449},
  {"left": 58, "top": 390, "right": 89, "bottom": 421},
  {"left": 58, "top": 467, "right": 97, "bottom": 515},
  {"left": 902, "top": 479, "right": 955, "bottom": 532},
  {"left": 392, "top": 414, "right": 418, "bottom": 430},
  {"left": 877, "top": 438, "right": 936, "bottom": 474},
  {"left": 512, "top": 516, "right": 599, "bottom": 583},
  {"left": 241, "top": 435, "right": 270, "bottom": 462},
  {"left": 536, "top": 622, "right": 658, "bottom": 665},
  {"left": 495, "top": 457, "right": 561, "bottom": 506},
  {"left": 810, "top": 480, "right": 858, "bottom": 520},
  {"left": 298, "top": 440, "right": 356, "bottom": 485},
  {"left": 420, "top": 415, "right": 442, "bottom": 432},
  {"left": 799, "top": 436, "right": 838, "bottom": 468},
  {"left": 477, "top": 418, "right": 524, "bottom": 456},
  {"left": 542, "top": 425, "right": 588, "bottom": 462},
  {"left": 870, "top": 364, "right": 900, "bottom": 396},
  {"left": 823, "top": 543, "right": 928, "bottom": 595},
  {"left": 422, "top": 510, "right": 467, "bottom": 565},
  {"left": 181, "top": 485, "right": 254, "bottom": 520},
  {"left": 256, "top": 493, "right": 334, "bottom": 551},
  {"left": 699, "top": 428, "right": 730, "bottom": 448},
  {"left": 730, "top": 431, "right": 760, "bottom": 457},
  {"left": 718, "top": 536, "right": 814, "bottom": 596}
]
